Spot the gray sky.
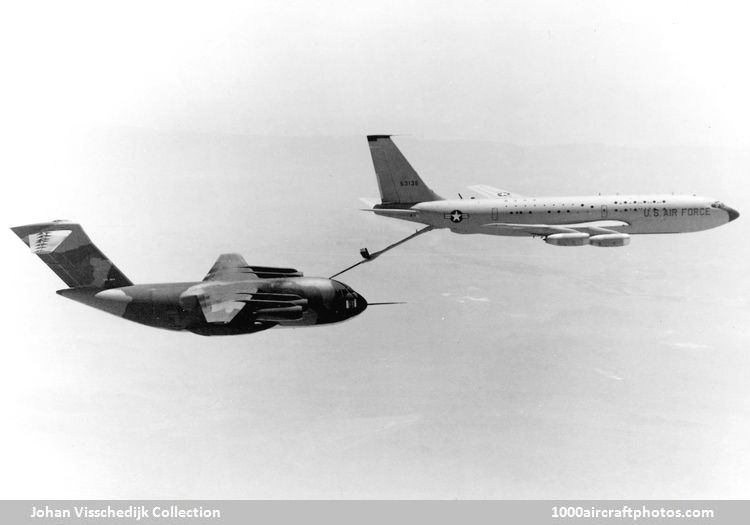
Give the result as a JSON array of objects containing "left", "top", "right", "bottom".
[
  {"left": 2, "top": 0, "right": 750, "bottom": 146},
  {"left": 1, "top": 1, "right": 749, "bottom": 499}
]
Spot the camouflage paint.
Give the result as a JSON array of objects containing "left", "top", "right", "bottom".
[
  {"left": 13, "top": 222, "right": 367, "bottom": 336},
  {"left": 11, "top": 221, "right": 132, "bottom": 288}
]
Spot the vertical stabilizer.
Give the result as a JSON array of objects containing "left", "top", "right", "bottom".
[
  {"left": 367, "top": 135, "right": 442, "bottom": 205},
  {"left": 11, "top": 221, "right": 132, "bottom": 289}
]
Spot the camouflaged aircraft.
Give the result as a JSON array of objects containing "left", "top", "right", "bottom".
[
  {"left": 360, "top": 135, "right": 739, "bottom": 249},
  {"left": 12, "top": 221, "right": 369, "bottom": 335}
]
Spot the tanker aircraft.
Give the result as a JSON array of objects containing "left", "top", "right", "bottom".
[
  {"left": 12, "top": 221, "right": 375, "bottom": 336},
  {"left": 360, "top": 135, "right": 739, "bottom": 250}
]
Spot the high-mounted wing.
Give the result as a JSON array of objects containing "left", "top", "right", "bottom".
[
  {"left": 468, "top": 184, "right": 525, "bottom": 199},
  {"left": 195, "top": 254, "right": 305, "bottom": 323},
  {"left": 203, "top": 253, "right": 250, "bottom": 281},
  {"left": 203, "top": 253, "right": 302, "bottom": 282},
  {"left": 185, "top": 281, "right": 308, "bottom": 325}
]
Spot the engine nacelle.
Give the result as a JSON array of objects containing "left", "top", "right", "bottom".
[
  {"left": 545, "top": 232, "right": 590, "bottom": 246},
  {"left": 589, "top": 233, "right": 630, "bottom": 247},
  {"left": 254, "top": 305, "right": 304, "bottom": 322}
]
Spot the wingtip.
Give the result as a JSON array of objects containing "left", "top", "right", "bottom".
[{"left": 367, "top": 135, "right": 392, "bottom": 142}]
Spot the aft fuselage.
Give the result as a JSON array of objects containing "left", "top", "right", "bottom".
[{"left": 375, "top": 194, "right": 738, "bottom": 236}]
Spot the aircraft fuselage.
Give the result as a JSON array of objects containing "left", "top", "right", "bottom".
[
  {"left": 364, "top": 135, "right": 739, "bottom": 246},
  {"left": 12, "top": 221, "right": 371, "bottom": 337},
  {"left": 374, "top": 194, "right": 737, "bottom": 236},
  {"left": 57, "top": 277, "right": 367, "bottom": 336}
]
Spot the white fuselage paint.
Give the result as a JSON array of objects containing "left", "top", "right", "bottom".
[{"left": 375, "top": 194, "right": 732, "bottom": 236}]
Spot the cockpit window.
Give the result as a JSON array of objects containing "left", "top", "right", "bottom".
[{"left": 711, "top": 201, "right": 724, "bottom": 208}]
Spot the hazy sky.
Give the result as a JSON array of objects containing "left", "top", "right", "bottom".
[
  {"left": 2, "top": 1, "right": 750, "bottom": 147},
  {"left": 1, "top": 1, "right": 749, "bottom": 499}
]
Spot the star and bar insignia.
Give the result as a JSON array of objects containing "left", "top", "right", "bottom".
[{"left": 444, "top": 210, "right": 468, "bottom": 223}]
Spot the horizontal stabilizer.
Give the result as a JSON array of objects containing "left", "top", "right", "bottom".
[
  {"left": 359, "top": 197, "right": 378, "bottom": 209},
  {"left": 362, "top": 208, "right": 420, "bottom": 216}
]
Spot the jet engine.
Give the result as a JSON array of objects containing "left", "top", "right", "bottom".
[
  {"left": 544, "top": 232, "right": 590, "bottom": 246},
  {"left": 254, "top": 305, "right": 304, "bottom": 322},
  {"left": 589, "top": 233, "right": 630, "bottom": 247}
]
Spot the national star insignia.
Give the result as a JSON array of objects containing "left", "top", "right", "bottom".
[{"left": 444, "top": 210, "right": 468, "bottom": 223}]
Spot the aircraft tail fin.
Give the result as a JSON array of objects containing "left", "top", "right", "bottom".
[
  {"left": 367, "top": 135, "right": 442, "bottom": 205},
  {"left": 11, "top": 220, "right": 133, "bottom": 289}
]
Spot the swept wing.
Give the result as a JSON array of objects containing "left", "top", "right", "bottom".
[
  {"left": 481, "top": 219, "right": 629, "bottom": 236},
  {"left": 191, "top": 254, "right": 307, "bottom": 324},
  {"left": 203, "top": 253, "right": 302, "bottom": 281},
  {"left": 468, "top": 184, "right": 526, "bottom": 199}
]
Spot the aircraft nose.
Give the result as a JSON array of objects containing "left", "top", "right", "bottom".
[
  {"left": 330, "top": 281, "right": 367, "bottom": 320},
  {"left": 725, "top": 205, "right": 740, "bottom": 222},
  {"left": 354, "top": 291, "right": 368, "bottom": 313}
]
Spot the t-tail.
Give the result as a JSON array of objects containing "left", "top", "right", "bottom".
[
  {"left": 11, "top": 220, "right": 132, "bottom": 290},
  {"left": 367, "top": 135, "right": 442, "bottom": 207}
]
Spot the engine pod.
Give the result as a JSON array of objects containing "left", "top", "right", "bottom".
[
  {"left": 589, "top": 233, "right": 631, "bottom": 247},
  {"left": 545, "top": 232, "right": 590, "bottom": 246}
]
